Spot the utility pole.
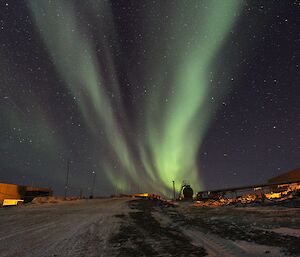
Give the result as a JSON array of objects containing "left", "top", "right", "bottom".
[
  {"left": 64, "top": 159, "right": 70, "bottom": 199},
  {"left": 90, "top": 171, "right": 96, "bottom": 198},
  {"left": 172, "top": 180, "right": 176, "bottom": 201},
  {"left": 79, "top": 188, "right": 83, "bottom": 199}
]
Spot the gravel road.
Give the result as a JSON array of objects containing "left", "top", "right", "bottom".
[
  {"left": 0, "top": 198, "right": 299, "bottom": 257},
  {"left": 0, "top": 198, "right": 130, "bottom": 257}
]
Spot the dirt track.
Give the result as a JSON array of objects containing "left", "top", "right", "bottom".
[
  {"left": 0, "top": 198, "right": 129, "bottom": 257},
  {"left": 0, "top": 198, "right": 299, "bottom": 257}
]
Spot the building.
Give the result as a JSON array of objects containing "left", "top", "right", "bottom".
[
  {"left": 0, "top": 183, "right": 53, "bottom": 205},
  {"left": 268, "top": 168, "right": 300, "bottom": 184}
]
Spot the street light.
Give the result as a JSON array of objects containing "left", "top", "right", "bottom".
[
  {"left": 172, "top": 180, "right": 176, "bottom": 201},
  {"left": 64, "top": 159, "right": 70, "bottom": 199},
  {"left": 90, "top": 171, "right": 96, "bottom": 199}
]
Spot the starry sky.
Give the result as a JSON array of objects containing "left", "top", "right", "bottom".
[{"left": 0, "top": 0, "right": 299, "bottom": 197}]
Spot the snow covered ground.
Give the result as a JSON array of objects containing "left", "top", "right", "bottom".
[{"left": 0, "top": 198, "right": 299, "bottom": 257}]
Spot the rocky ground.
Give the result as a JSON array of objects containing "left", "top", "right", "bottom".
[
  {"left": 111, "top": 199, "right": 300, "bottom": 257},
  {"left": 0, "top": 197, "right": 299, "bottom": 257}
]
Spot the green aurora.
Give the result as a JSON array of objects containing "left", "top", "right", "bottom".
[{"left": 28, "top": 0, "right": 243, "bottom": 196}]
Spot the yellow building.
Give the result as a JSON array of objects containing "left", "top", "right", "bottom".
[{"left": 0, "top": 183, "right": 53, "bottom": 205}]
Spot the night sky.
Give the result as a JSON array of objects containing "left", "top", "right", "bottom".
[{"left": 1, "top": 0, "right": 299, "bottom": 197}]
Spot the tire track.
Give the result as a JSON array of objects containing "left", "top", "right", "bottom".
[{"left": 183, "top": 229, "right": 252, "bottom": 257}]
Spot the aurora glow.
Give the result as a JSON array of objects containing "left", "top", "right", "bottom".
[
  {"left": 26, "top": 0, "right": 243, "bottom": 196},
  {"left": 28, "top": 0, "right": 140, "bottom": 191},
  {"left": 1, "top": 0, "right": 299, "bottom": 199},
  {"left": 141, "top": 1, "right": 243, "bottom": 193}
]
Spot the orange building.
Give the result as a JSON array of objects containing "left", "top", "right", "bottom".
[
  {"left": 268, "top": 168, "right": 300, "bottom": 184},
  {"left": 0, "top": 183, "right": 53, "bottom": 205}
]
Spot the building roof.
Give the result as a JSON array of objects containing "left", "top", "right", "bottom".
[{"left": 268, "top": 168, "right": 300, "bottom": 184}]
